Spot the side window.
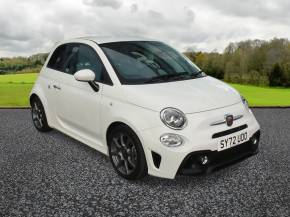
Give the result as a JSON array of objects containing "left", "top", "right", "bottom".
[
  {"left": 63, "top": 44, "right": 79, "bottom": 75},
  {"left": 47, "top": 43, "right": 79, "bottom": 75},
  {"left": 49, "top": 43, "right": 112, "bottom": 85},
  {"left": 76, "top": 44, "right": 109, "bottom": 83},
  {"left": 47, "top": 44, "right": 67, "bottom": 71}
]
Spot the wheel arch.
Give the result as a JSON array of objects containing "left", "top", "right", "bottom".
[
  {"left": 105, "top": 120, "right": 148, "bottom": 179},
  {"left": 106, "top": 121, "right": 136, "bottom": 147},
  {"left": 29, "top": 87, "right": 52, "bottom": 128},
  {"left": 29, "top": 93, "right": 39, "bottom": 105}
]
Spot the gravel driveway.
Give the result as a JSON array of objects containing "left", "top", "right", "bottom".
[{"left": 0, "top": 109, "right": 289, "bottom": 216}]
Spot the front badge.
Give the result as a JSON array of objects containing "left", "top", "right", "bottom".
[{"left": 225, "top": 114, "right": 234, "bottom": 127}]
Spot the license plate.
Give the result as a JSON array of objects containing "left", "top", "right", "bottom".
[{"left": 218, "top": 131, "right": 248, "bottom": 151}]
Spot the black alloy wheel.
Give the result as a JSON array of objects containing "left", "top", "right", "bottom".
[
  {"left": 108, "top": 125, "right": 147, "bottom": 180},
  {"left": 31, "top": 97, "right": 51, "bottom": 132}
]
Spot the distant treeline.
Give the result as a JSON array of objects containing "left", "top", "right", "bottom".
[
  {"left": 185, "top": 38, "right": 290, "bottom": 87},
  {"left": 1, "top": 38, "right": 290, "bottom": 87},
  {"left": 0, "top": 53, "right": 48, "bottom": 74}
]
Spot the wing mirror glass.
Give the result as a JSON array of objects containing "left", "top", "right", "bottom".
[{"left": 74, "top": 69, "right": 95, "bottom": 82}]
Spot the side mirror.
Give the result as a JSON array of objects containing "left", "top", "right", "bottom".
[{"left": 74, "top": 69, "right": 95, "bottom": 82}]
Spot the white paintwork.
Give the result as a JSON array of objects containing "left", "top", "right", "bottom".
[
  {"left": 123, "top": 76, "right": 241, "bottom": 114},
  {"left": 30, "top": 37, "right": 260, "bottom": 179},
  {"left": 74, "top": 69, "right": 95, "bottom": 82}
]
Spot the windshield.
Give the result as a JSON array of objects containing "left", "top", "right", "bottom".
[{"left": 100, "top": 41, "right": 205, "bottom": 84}]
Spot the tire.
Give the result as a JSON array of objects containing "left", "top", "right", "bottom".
[
  {"left": 31, "top": 96, "right": 52, "bottom": 132},
  {"left": 108, "top": 125, "right": 147, "bottom": 180}
]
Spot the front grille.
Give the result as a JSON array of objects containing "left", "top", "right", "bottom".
[
  {"left": 209, "top": 140, "right": 252, "bottom": 166},
  {"left": 178, "top": 130, "right": 260, "bottom": 176},
  {"left": 212, "top": 124, "right": 248, "bottom": 139},
  {"left": 178, "top": 140, "right": 253, "bottom": 175}
]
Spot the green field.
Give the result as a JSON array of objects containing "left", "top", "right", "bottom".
[
  {"left": 0, "top": 73, "right": 37, "bottom": 107},
  {"left": 0, "top": 73, "right": 38, "bottom": 84},
  {"left": 231, "top": 83, "right": 290, "bottom": 106},
  {"left": 0, "top": 73, "right": 290, "bottom": 107}
]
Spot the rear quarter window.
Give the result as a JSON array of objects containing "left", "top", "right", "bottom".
[{"left": 47, "top": 44, "right": 67, "bottom": 71}]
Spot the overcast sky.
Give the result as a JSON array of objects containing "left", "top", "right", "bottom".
[{"left": 1, "top": 0, "right": 290, "bottom": 57}]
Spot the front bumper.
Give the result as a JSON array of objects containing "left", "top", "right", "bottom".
[
  {"left": 178, "top": 130, "right": 260, "bottom": 175},
  {"left": 138, "top": 102, "right": 261, "bottom": 179}
]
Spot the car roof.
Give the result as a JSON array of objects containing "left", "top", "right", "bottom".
[{"left": 77, "top": 36, "right": 157, "bottom": 44}]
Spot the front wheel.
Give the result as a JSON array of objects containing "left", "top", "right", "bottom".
[
  {"left": 108, "top": 125, "right": 147, "bottom": 180},
  {"left": 31, "top": 96, "right": 52, "bottom": 132}
]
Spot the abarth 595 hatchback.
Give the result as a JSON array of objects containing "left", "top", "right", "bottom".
[{"left": 30, "top": 36, "right": 260, "bottom": 180}]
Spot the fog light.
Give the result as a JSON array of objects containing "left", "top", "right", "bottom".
[
  {"left": 160, "top": 134, "right": 183, "bottom": 147},
  {"left": 200, "top": 156, "right": 208, "bottom": 165},
  {"left": 252, "top": 137, "right": 258, "bottom": 145}
]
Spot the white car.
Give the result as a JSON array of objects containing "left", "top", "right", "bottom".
[{"left": 30, "top": 36, "right": 261, "bottom": 180}]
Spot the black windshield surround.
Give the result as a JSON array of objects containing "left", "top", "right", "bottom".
[{"left": 100, "top": 41, "right": 206, "bottom": 85}]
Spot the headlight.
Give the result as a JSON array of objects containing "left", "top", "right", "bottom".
[
  {"left": 160, "top": 108, "right": 187, "bottom": 130},
  {"left": 241, "top": 95, "right": 249, "bottom": 109}
]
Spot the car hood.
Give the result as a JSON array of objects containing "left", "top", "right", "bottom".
[{"left": 122, "top": 76, "right": 241, "bottom": 114}]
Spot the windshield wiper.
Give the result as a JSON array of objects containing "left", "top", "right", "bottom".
[
  {"left": 144, "top": 72, "right": 190, "bottom": 83},
  {"left": 195, "top": 70, "right": 206, "bottom": 77}
]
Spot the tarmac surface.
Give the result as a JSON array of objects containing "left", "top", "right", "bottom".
[{"left": 0, "top": 109, "right": 289, "bottom": 216}]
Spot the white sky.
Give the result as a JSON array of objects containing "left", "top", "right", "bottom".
[{"left": 1, "top": 0, "right": 290, "bottom": 57}]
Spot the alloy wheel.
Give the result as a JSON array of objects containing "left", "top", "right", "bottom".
[
  {"left": 110, "top": 133, "right": 138, "bottom": 175},
  {"left": 32, "top": 101, "right": 44, "bottom": 129}
]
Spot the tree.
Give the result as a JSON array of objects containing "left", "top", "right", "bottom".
[
  {"left": 184, "top": 38, "right": 290, "bottom": 87},
  {"left": 269, "top": 63, "right": 284, "bottom": 86}
]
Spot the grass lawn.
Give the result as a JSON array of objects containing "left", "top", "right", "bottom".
[
  {"left": 0, "top": 73, "right": 38, "bottom": 84},
  {"left": 0, "top": 83, "right": 34, "bottom": 107},
  {"left": 0, "top": 73, "right": 37, "bottom": 107},
  {"left": 0, "top": 73, "right": 290, "bottom": 107},
  {"left": 231, "top": 83, "right": 290, "bottom": 107}
]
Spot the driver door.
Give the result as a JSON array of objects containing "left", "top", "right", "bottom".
[{"left": 54, "top": 43, "right": 110, "bottom": 149}]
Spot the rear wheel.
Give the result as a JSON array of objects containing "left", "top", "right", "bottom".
[
  {"left": 31, "top": 96, "right": 51, "bottom": 132},
  {"left": 108, "top": 125, "right": 147, "bottom": 180}
]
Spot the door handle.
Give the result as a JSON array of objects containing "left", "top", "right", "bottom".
[{"left": 53, "top": 85, "right": 61, "bottom": 90}]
